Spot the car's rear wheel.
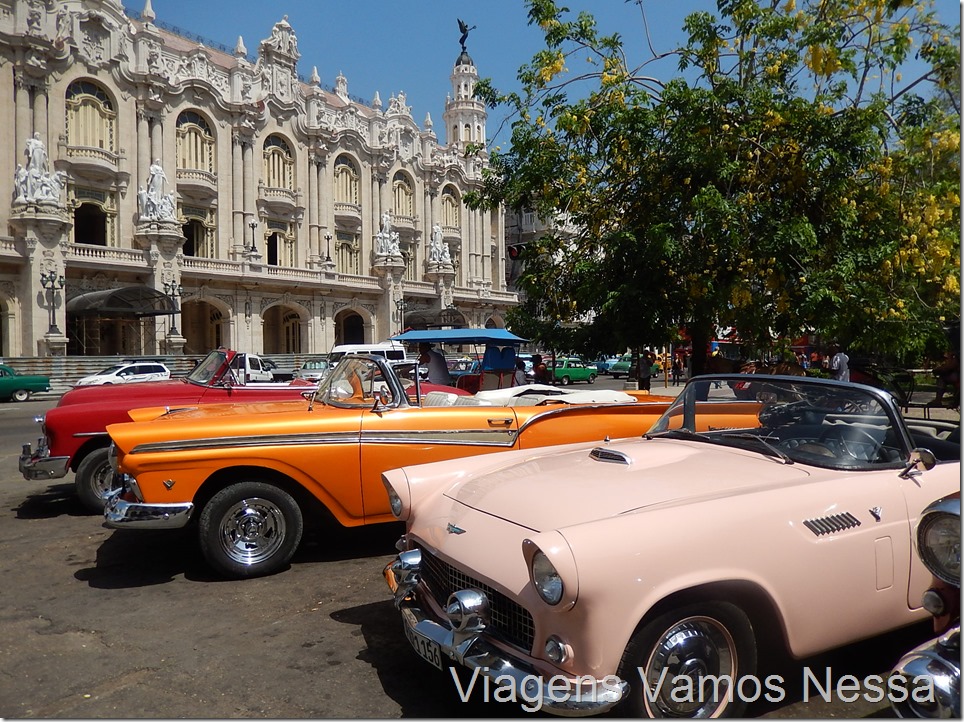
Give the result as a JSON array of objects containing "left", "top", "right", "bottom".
[
  {"left": 11, "top": 388, "right": 30, "bottom": 402},
  {"left": 198, "top": 481, "right": 304, "bottom": 579},
  {"left": 612, "top": 373, "right": 622, "bottom": 379},
  {"left": 618, "top": 601, "right": 756, "bottom": 718},
  {"left": 588, "top": 374, "right": 596, "bottom": 384},
  {"left": 560, "top": 375, "right": 571, "bottom": 385},
  {"left": 75, "top": 447, "right": 117, "bottom": 513}
]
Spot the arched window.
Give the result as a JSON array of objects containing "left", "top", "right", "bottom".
[
  {"left": 263, "top": 135, "right": 294, "bottom": 190},
  {"left": 176, "top": 111, "right": 215, "bottom": 173},
  {"left": 441, "top": 188, "right": 460, "bottom": 227},
  {"left": 334, "top": 155, "right": 359, "bottom": 205},
  {"left": 393, "top": 172, "right": 413, "bottom": 217},
  {"left": 65, "top": 80, "right": 116, "bottom": 153},
  {"left": 463, "top": 123, "right": 471, "bottom": 141},
  {"left": 180, "top": 205, "right": 215, "bottom": 257}
]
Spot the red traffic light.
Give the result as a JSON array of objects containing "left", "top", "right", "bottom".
[{"left": 507, "top": 244, "right": 522, "bottom": 260}]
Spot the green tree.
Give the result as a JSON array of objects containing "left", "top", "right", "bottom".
[{"left": 469, "top": 0, "right": 959, "bottom": 371}]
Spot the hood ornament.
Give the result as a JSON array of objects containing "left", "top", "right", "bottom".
[{"left": 446, "top": 522, "right": 466, "bottom": 535}]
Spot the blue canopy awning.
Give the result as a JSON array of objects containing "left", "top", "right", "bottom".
[{"left": 391, "top": 328, "right": 528, "bottom": 346}]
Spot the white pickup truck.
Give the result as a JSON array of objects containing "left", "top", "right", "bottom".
[{"left": 228, "top": 352, "right": 274, "bottom": 382}]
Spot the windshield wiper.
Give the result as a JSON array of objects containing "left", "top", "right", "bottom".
[{"left": 718, "top": 432, "right": 793, "bottom": 464}]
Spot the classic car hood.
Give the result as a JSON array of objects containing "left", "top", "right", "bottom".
[
  {"left": 59, "top": 378, "right": 195, "bottom": 405},
  {"left": 442, "top": 438, "right": 815, "bottom": 532},
  {"left": 128, "top": 398, "right": 311, "bottom": 421}
]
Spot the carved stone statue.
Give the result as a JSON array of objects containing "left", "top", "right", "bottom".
[
  {"left": 138, "top": 159, "right": 177, "bottom": 222},
  {"left": 429, "top": 223, "right": 450, "bottom": 263},
  {"left": 16, "top": 134, "right": 67, "bottom": 207},
  {"left": 375, "top": 211, "right": 400, "bottom": 257}
]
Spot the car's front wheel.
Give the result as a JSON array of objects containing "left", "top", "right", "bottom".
[
  {"left": 11, "top": 388, "right": 30, "bottom": 402},
  {"left": 198, "top": 481, "right": 304, "bottom": 579},
  {"left": 75, "top": 447, "right": 118, "bottom": 513},
  {"left": 618, "top": 601, "right": 756, "bottom": 718},
  {"left": 588, "top": 374, "right": 596, "bottom": 384}
]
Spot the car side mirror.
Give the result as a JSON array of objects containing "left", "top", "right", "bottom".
[
  {"left": 900, "top": 447, "right": 938, "bottom": 480},
  {"left": 372, "top": 390, "right": 392, "bottom": 412}
]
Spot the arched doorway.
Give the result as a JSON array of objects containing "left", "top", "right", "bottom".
[
  {"left": 335, "top": 310, "right": 365, "bottom": 346},
  {"left": 263, "top": 304, "right": 304, "bottom": 354},
  {"left": 181, "top": 299, "right": 228, "bottom": 355}
]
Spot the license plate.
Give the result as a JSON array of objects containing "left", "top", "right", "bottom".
[{"left": 405, "top": 625, "right": 443, "bottom": 670}]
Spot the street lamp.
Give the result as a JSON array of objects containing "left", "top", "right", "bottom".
[
  {"left": 163, "top": 280, "right": 183, "bottom": 336},
  {"left": 248, "top": 220, "right": 258, "bottom": 253},
  {"left": 395, "top": 297, "right": 408, "bottom": 334},
  {"left": 324, "top": 233, "right": 332, "bottom": 263},
  {"left": 39, "top": 270, "right": 65, "bottom": 334}
]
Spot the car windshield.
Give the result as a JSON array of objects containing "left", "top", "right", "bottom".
[
  {"left": 95, "top": 365, "right": 126, "bottom": 376},
  {"left": 647, "top": 375, "right": 907, "bottom": 470},
  {"left": 314, "top": 356, "right": 407, "bottom": 408},
  {"left": 185, "top": 350, "right": 229, "bottom": 385}
]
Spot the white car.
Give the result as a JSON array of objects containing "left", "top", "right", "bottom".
[{"left": 74, "top": 361, "right": 170, "bottom": 387}]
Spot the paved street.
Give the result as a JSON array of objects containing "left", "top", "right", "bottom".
[{"left": 0, "top": 381, "right": 954, "bottom": 718}]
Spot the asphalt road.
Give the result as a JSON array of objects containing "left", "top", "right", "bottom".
[{"left": 0, "top": 382, "right": 944, "bottom": 718}]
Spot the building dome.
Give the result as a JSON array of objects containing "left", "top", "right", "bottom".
[{"left": 455, "top": 50, "right": 474, "bottom": 67}]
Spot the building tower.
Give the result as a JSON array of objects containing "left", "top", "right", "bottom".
[{"left": 442, "top": 37, "right": 486, "bottom": 151}]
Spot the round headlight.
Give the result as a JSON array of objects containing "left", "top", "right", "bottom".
[
  {"left": 531, "top": 550, "right": 564, "bottom": 605},
  {"left": 917, "top": 510, "right": 961, "bottom": 587},
  {"left": 387, "top": 485, "right": 403, "bottom": 517}
]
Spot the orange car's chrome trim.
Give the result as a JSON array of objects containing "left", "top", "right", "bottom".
[{"left": 129, "top": 428, "right": 518, "bottom": 455}]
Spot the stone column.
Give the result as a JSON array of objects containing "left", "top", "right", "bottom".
[
  {"left": 307, "top": 154, "right": 319, "bottom": 266},
  {"left": 231, "top": 132, "right": 245, "bottom": 257},
  {"left": 32, "top": 83, "right": 47, "bottom": 149},
  {"left": 14, "top": 73, "right": 31, "bottom": 163},
  {"left": 136, "top": 108, "right": 150, "bottom": 191}
]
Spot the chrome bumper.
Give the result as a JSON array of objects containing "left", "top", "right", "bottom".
[
  {"left": 384, "top": 550, "right": 627, "bottom": 717},
  {"left": 891, "top": 625, "right": 960, "bottom": 718},
  {"left": 103, "top": 488, "right": 193, "bottom": 530},
  {"left": 19, "top": 442, "right": 69, "bottom": 480}
]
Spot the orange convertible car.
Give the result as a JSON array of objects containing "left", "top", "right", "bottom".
[{"left": 104, "top": 354, "right": 676, "bottom": 579}]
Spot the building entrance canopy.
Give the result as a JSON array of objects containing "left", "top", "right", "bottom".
[{"left": 65, "top": 286, "right": 178, "bottom": 318}]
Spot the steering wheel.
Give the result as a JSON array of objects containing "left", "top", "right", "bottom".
[{"left": 818, "top": 425, "right": 882, "bottom": 461}]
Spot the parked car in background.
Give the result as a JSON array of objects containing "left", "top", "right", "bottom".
[
  {"left": 0, "top": 364, "right": 50, "bottom": 401},
  {"left": 74, "top": 360, "right": 171, "bottom": 387},
  {"left": 103, "top": 354, "right": 676, "bottom": 579},
  {"left": 890, "top": 492, "right": 960, "bottom": 719},
  {"left": 295, "top": 358, "right": 332, "bottom": 383},
  {"left": 447, "top": 357, "right": 482, "bottom": 384},
  {"left": 608, "top": 353, "right": 634, "bottom": 379},
  {"left": 551, "top": 357, "right": 597, "bottom": 385},
  {"left": 384, "top": 374, "right": 960, "bottom": 717},
  {"left": 19, "top": 349, "right": 317, "bottom": 512}
]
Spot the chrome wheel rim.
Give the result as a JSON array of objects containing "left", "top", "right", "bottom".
[
  {"left": 217, "top": 497, "right": 287, "bottom": 566},
  {"left": 92, "top": 461, "right": 117, "bottom": 500},
  {"left": 642, "top": 615, "right": 738, "bottom": 718}
]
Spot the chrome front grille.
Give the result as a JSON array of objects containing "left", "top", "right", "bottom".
[{"left": 416, "top": 544, "right": 535, "bottom": 652}]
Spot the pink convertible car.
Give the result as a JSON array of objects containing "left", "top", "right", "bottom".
[{"left": 384, "top": 374, "right": 960, "bottom": 717}]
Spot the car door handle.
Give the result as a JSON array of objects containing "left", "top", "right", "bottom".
[{"left": 487, "top": 417, "right": 513, "bottom": 427}]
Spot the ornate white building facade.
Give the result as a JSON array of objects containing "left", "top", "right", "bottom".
[{"left": 0, "top": 0, "right": 516, "bottom": 357}]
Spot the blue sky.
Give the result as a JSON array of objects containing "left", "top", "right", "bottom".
[{"left": 125, "top": 0, "right": 959, "bottom": 147}]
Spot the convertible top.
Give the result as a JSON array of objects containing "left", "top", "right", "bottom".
[{"left": 391, "top": 328, "right": 528, "bottom": 346}]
